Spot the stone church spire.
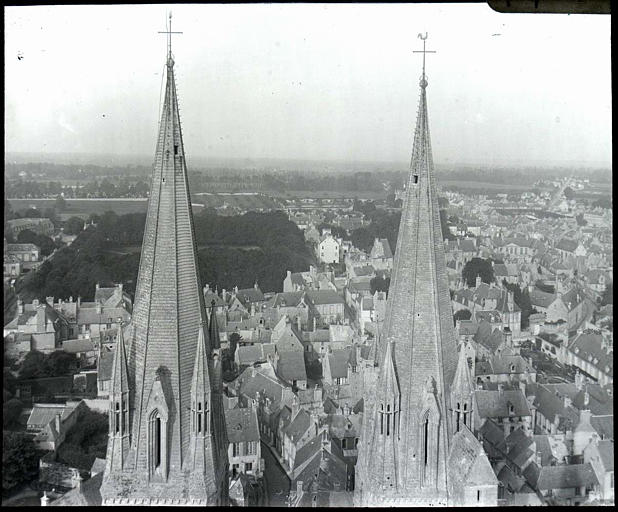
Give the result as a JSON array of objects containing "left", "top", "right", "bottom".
[
  {"left": 101, "top": 15, "right": 227, "bottom": 505},
  {"left": 355, "top": 34, "right": 458, "bottom": 506}
]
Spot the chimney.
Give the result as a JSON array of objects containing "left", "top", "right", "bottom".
[
  {"left": 583, "top": 389, "right": 590, "bottom": 407},
  {"left": 535, "top": 451, "right": 542, "bottom": 466},
  {"left": 580, "top": 409, "right": 592, "bottom": 426},
  {"left": 297, "top": 316, "right": 302, "bottom": 332},
  {"left": 118, "top": 283, "right": 122, "bottom": 292},
  {"left": 222, "top": 289, "right": 227, "bottom": 301},
  {"left": 96, "top": 302, "right": 102, "bottom": 314},
  {"left": 73, "top": 471, "right": 83, "bottom": 492},
  {"left": 296, "top": 480, "right": 303, "bottom": 497},
  {"left": 251, "top": 303, "right": 256, "bottom": 317},
  {"left": 55, "top": 413, "right": 62, "bottom": 434},
  {"left": 95, "top": 283, "right": 99, "bottom": 290},
  {"left": 254, "top": 281, "right": 259, "bottom": 290},
  {"left": 563, "top": 395, "right": 572, "bottom": 408},
  {"left": 475, "top": 275, "right": 482, "bottom": 288},
  {"left": 204, "top": 284, "right": 210, "bottom": 294},
  {"left": 507, "top": 291, "right": 514, "bottom": 306},
  {"left": 69, "top": 296, "right": 73, "bottom": 303},
  {"left": 574, "top": 370, "right": 584, "bottom": 390},
  {"left": 498, "top": 383, "right": 504, "bottom": 394},
  {"left": 286, "top": 270, "right": 291, "bottom": 281},
  {"left": 234, "top": 285, "right": 239, "bottom": 294},
  {"left": 313, "top": 317, "right": 317, "bottom": 332},
  {"left": 32, "top": 298, "right": 39, "bottom": 307},
  {"left": 17, "top": 298, "right": 24, "bottom": 314},
  {"left": 77, "top": 296, "right": 81, "bottom": 307},
  {"left": 41, "top": 491, "right": 50, "bottom": 507},
  {"left": 46, "top": 296, "right": 54, "bottom": 307},
  {"left": 292, "top": 394, "right": 300, "bottom": 418}
]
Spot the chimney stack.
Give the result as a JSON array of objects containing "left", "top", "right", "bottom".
[
  {"left": 96, "top": 283, "right": 99, "bottom": 290},
  {"left": 41, "top": 491, "right": 50, "bottom": 507},
  {"left": 55, "top": 413, "right": 62, "bottom": 434},
  {"left": 475, "top": 275, "right": 482, "bottom": 288},
  {"left": 46, "top": 296, "right": 54, "bottom": 307},
  {"left": 17, "top": 298, "right": 24, "bottom": 314}
]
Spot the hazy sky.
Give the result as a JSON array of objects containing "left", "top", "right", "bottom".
[{"left": 4, "top": 4, "right": 612, "bottom": 167}]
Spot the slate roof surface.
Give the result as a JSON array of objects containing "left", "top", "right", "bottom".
[
  {"left": 526, "top": 383, "right": 580, "bottom": 427},
  {"left": 50, "top": 471, "right": 103, "bottom": 506},
  {"left": 225, "top": 407, "right": 260, "bottom": 444},
  {"left": 498, "top": 464, "right": 527, "bottom": 493},
  {"left": 596, "top": 440, "right": 614, "bottom": 471},
  {"left": 284, "top": 409, "right": 312, "bottom": 443},
  {"left": 529, "top": 289, "right": 555, "bottom": 309},
  {"left": 448, "top": 426, "right": 498, "bottom": 489},
  {"left": 529, "top": 463, "right": 598, "bottom": 490},
  {"left": 325, "top": 414, "right": 362, "bottom": 439},
  {"left": 276, "top": 350, "right": 307, "bottom": 382},
  {"left": 305, "top": 290, "right": 345, "bottom": 305},
  {"left": 62, "top": 338, "right": 96, "bottom": 353},
  {"left": 327, "top": 348, "right": 352, "bottom": 379},
  {"left": 568, "top": 332, "right": 613, "bottom": 377},
  {"left": 475, "top": 389, "right": 531, "bottom": 419},
  {"left": 27, "top": 402, "right": 79, "bottom": 427},
  {"left": 590, "top": 415, "right": 613, "bottom": 440}
]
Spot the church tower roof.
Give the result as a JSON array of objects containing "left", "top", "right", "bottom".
[{"left": 356, "top": 34, "right": 458, "bottom": 506}]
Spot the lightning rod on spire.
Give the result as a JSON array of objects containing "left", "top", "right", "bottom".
[{"left": 413, "top": 32, "right": 436, "bottom": 88}]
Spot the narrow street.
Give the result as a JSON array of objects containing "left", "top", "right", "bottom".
[{"left": 261, "top": 441, "right": 291, "bottom": 507}]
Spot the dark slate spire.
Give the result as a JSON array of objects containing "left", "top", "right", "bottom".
[
  {"left": 101, "top": 14, "right": 227, "bottom": 505},
  {"left": 356, "top": 34, "right": 458, "bottom": 506}
]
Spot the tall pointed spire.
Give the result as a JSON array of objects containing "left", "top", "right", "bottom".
[
  {"left": 101, "top": 16, "right": 227, "bottom": 506},
  {"left": 356, "top": 34, "right": 458, "bottom": 506}
]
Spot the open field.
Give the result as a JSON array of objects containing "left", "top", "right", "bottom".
[
  {"left": 102, "top": 244, "right": 263, "bottom": 256},
  {"left": 8, "top": 198, "right": 204, "bottom": 218},
  {"left": 439, "top": 180, "right": 553, "bottom": 193},
  {"left": 193, "top": 192, "right": 283, "bottom": 210},
  {"left": 267, "top": 189, "right": 387, "bottom": 200}
]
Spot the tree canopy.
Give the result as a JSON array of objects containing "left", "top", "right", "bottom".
[
  {"left": 453, "top": 308, "right": 472, "bottom": 326},
  {"left": 462, "top": 258, "right": 495, "bottom": 288},
  {"left": 64, "top": 216, "right": 85, "bottom": 235},
  {"left": 2, "top": 431, "right": 42, "bottom": 494},
  {"left": 370, "top": 275, "right": 391, "bottom": 296}
]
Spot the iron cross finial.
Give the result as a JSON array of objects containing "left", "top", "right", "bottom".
[
  {"left": 413, "top": 32, "right": 437, "bottom": 87},
  {"left": 158, "top": 11, "right": 183, "bottom": 63}
]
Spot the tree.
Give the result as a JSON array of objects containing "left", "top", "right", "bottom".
[
  {"left": 44, "top": 351, "right": 78, "bottom": 376},
  {"left": 563, "top": 187, "right": 574, "bottom": 200},
  {"left": 16, "top": 229, "right": 57, "bottom": 257},
  {"left": 370, "top": 275, "right": 391, "bottom": 295},
  {"left": 19, "top": 350, "right": 47, "bottom": 380},
  {"left": 575, "top": 213, "right": 587, "bottom": 226},
  {"left": 228, "top": 332, "right": 242, "bottom": 356},
  {"left": 64, "top": 216, "right": 85, "bottom": 235},
  {"left": 3, "top": 398, "right": 24, "bottom": 430},
  {"left": 601, "top": 282, "right": 613, "bottom": 306},
  {"left": 453, "top": 309, "right": 472, "bottom": 326},
  {"left": 2, "top": 431, "right": 42, "bottom": 493},
  {"left": 55, "top": 195, "right": 67, "bottom": 211},
  {"left": 462, "top": 258, "right": 494, "bottom": 288}
]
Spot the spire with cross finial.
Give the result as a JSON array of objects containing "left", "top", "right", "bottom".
[
  {"left": 355, "top": 33, "right": 458, "bottom": 506},
  {"left": 413, "top": 32, "right": 436, "bottom": 88},
  {"left": 158, "top": 11, "right": 183, "bottom": 67}
]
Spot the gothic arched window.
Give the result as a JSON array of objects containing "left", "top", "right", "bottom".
[
  {"left": 148, "top": 409, "right": 167, "bottom": 478},
  {"left": 463, "top": 402, "right": 468, "bottom": 428}
]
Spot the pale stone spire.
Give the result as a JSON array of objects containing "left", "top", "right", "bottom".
[
  {"left": 356, "top": 34, "right": 457, "bottom": 506},
  {"left": 105, "top": 322, "right": 130, "bottom": 472}
]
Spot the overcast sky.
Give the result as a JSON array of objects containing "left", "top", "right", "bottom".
[{"left": 4, "top": 4, "right": 612, "bottom": 167}]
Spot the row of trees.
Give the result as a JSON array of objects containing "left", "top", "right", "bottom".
[
  {"left": 5, "top": 178, "right": 150, "bottom": 199},
  {"left": 22, "top": 210, "right": 314, "bottom": 302},
  {"left": 18, "top": 350, "right": 79, "bottom": 381}
]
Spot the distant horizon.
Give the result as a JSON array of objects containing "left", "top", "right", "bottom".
[{"left": 4, "top": 151, "right": 612, "bottom": 172}]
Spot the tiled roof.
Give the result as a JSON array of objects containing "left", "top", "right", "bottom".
[
  {"left": 590, "top": 415, "right": 613, "bottom": 440},
  {"left": 305, "top": 290, "right": 345, "bottom": 305},
  {"left": 596, "top": 440, "right": 614, "bottom": 471},
  {"left": 556, "top": 238, "right": 578, "bottom": 253},
  {"left": 50, "top": 472, "right": 103, "bottom": 506},
  {"left": 327, "top": 348, "right": 352, "bottom": 379},
  {"left": 529, "top": 288, "right": 555, "bottom": 309},
  {"left": 62, "top": 338, "right": 96, "bottom": 353},
  {"left": 448, "top": 426, "right": 498, "bottom": 489},
  {"left": 284, "top": 409, "right": 312, "bottom": 443},
  {"left": 568, "top": 332, "right": 613, "bottom": 377},
  {"left": 531, "top": 463, "right": 598, "bottom": 490},
  {"left": 325, "top": 414, "right": 362, "bottom": 439},
  {"left": 225, "top": 407, "right": 260, "bottom": 444},
  {"left": 293, "top": 434, "right": 322, "bottom": 469},
  {"left": 457, "top": 320, "right": 478, "bottom": 336},
  {"left": 474, "top": 310, "right": 501, "bottom": 323},
  {"left": 526, "top": 383, "right": 580, "bottom": 427},
  {"left": 276, "top": 350, "right": 307, "bottom": 382},
  {"left": 498, "top": 464, "right": 527, "bottom": 493},
  {"left": 475, "top": 389, "right": 531, "bottom": 419},
  {"left": 27, "top": 402, "right": 79, "bottom": 428}
]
